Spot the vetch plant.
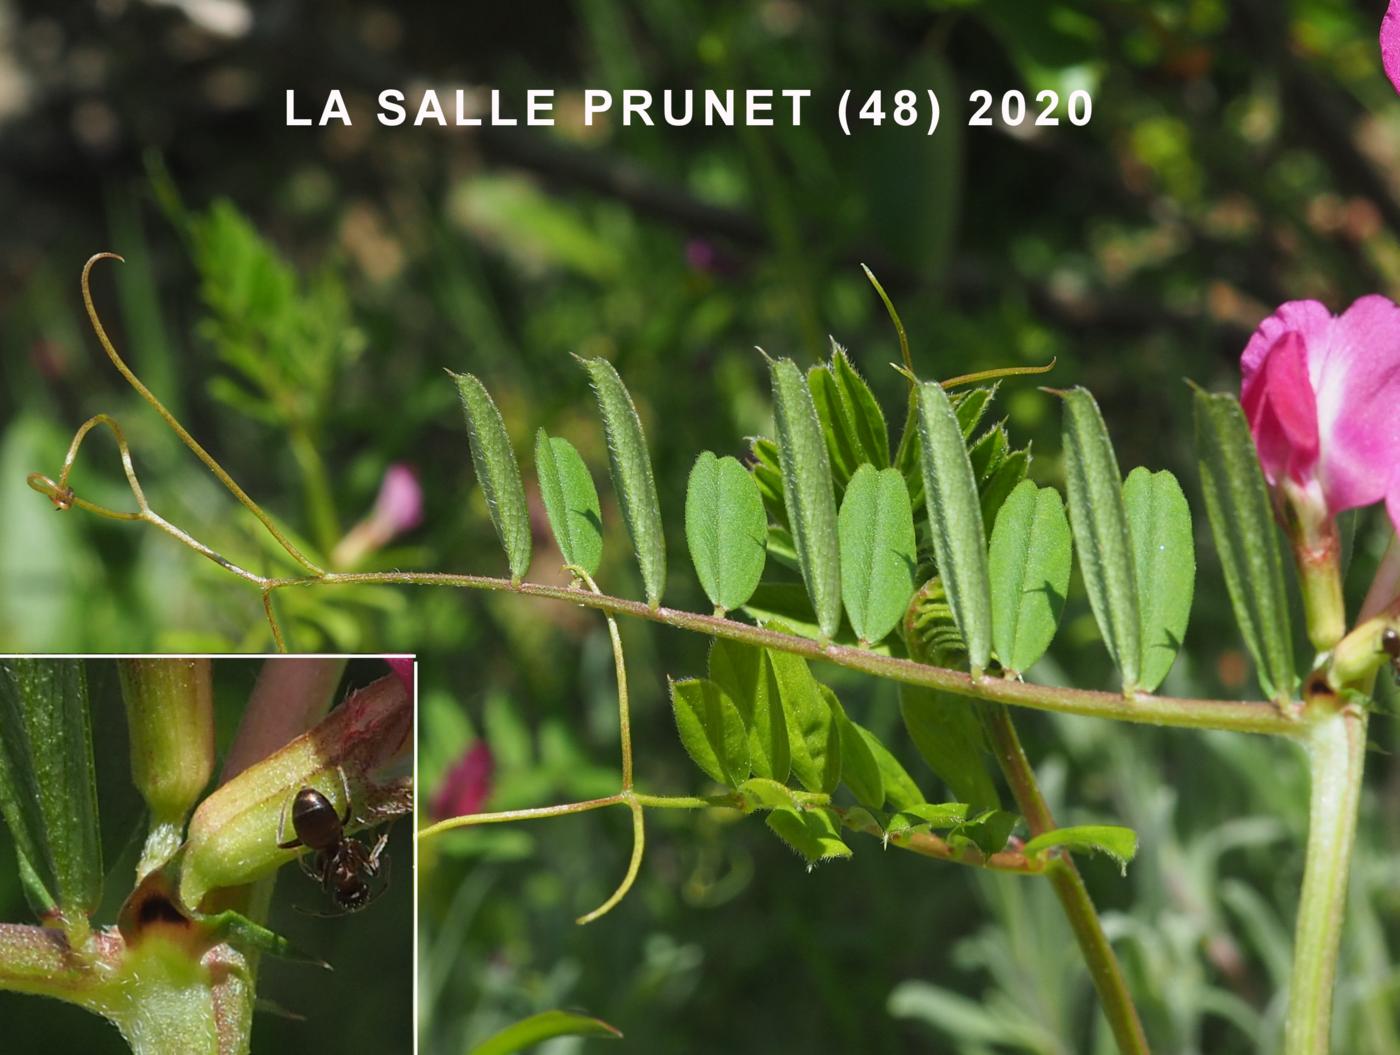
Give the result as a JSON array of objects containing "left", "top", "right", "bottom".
[
  {"left": 0, "top": 657, "right": 412, "bottom": 1054},
  {"left": 27, "top": 254, "right": 1400, "bottom": 1055}
]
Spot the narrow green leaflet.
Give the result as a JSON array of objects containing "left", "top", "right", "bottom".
[
  {"left": 709, "top": 638, "right": 789, "bottom": 783},
  {"left": 764, "top": 645, "right": 841, "bottom": 794},
  {"left": 953, "top": 385, "right": 997, "bottom": 438},
  {"left": 0, "top": 660, "right": 102, "bottom": 923},
  {"left": 735, "top": 777, "right": 799, "bottom": 812},
  {"left": 830, "top": 342, "right": 890, "bottom": 466},
  {"left": 979, "top": 446, "right": 1030, "bottom": 533},
  {"left": 470, "top": 1011, "right": 622, "bottom": 1055},
  {"left": 769, "top": 356, "right": 843, "bottom": 640},
  {"left": 1023, "top": 825, "right": 1138, "bottom": 873},
  {"left": 669, "top": 678, "right": 749, "bottom": 788},
  {"left": 838, "top": 465, "right": 918, "bottom": 646},
  {"left": 888, "top": 802, "right": 968, "bottom": 838},
  {"left": 766, "top": 805, "right": 852, "bottom": 864},
  {"left": 808, "top": 363, "right": 861, "bottom": 487},
  {"left": 452, "top": 372, "right": 532, "bottom": 582},
  {"left": 685, "top": 452, "right": 768, "bottom": 613},
  {"left": 987, "top": 480, "right": 1072, "bottom": 675},
  {"left": 1123, "top": 467, "right": 1195, "bottom": 692},
  {"left": 534, "top": 429, "right": 603, "bottom": 576},
  {"left": 749, "top": 436, "right": 788, "bottom": 531},
  {"left": 1058, "top": 387, "right": 1142, "bottom": 691},
  {"left": 1193, "top": 389, "right": 1296, "bottom": 703},
  {"left": 899, "top": 686, "right": 999, "bottom": 812},
  {"left": 580, "top": 356, "right": 667, "bottom": 606},
  {"left": 851, "top": 721, "right": 925, "bottom": 812},
  {"left": 916, "top": 380, "right": 994, "bottom": 673},
  {"left": 830, "top": 690, "right": 883, "bottom": 809},
  {"left": 200, "top": 909, "right": 328, "bottom": 967}
]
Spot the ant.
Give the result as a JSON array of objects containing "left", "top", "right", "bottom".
[
  {"left": 1383, "top": 627, "right": 1400, "bottom": 679},
  {"left": 277, "top": 765, "right": 390, "bottom": 915}
]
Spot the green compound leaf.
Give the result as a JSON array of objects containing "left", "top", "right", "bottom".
[
  {"left": 765, "top": 805, "right": 852, "bottom": 864},
  {"left": 1058, "top": 387, "right": 1142, "bottom": 691},
  {"left": 668, "top": 677, "right": 749, "bottom": 788},
  {"left": 709, "top": 638, "right": 789, "bottom": 783},
  {"left": 452, "top": 372, "right": 532, "bottom": 583},
  {"left": 769, "top": 355, "right": 843, "bottom": 640},
  {"left": 839, "top": 465, "right": 918, "bottom": 647},
  {"left": 1193, "top": 389, "right": 1296, "bottom": 703},
  {"left": 470, "top": 1010, "right": 622, "bottom": 1055},
  {"left": 765, "top": 644, "right": 841, "bottom": 794},
  {"left": 580, "top": 356, "right": 667, "bottom": 606},
  {"left": 534, "top": 429, "right": 603, "bottom": 577},
  {"left": 899, "top": 685, "right": 999, "bottom": 813},
  {"left": 0, "top": 660, "right": 102, "bottom": 925},
  {"left": 830, "top": 690, "right": 883, "bottom": 810},
  {"left": 1123, "top": 467, "right": 1195, "bottom": 692},
  {"left": 685, "top": 452, "right": 768, "bottom": 614},
  {"left": 988, "top": 480, "right": 1073, "bottom": 675},
  {"left": 1023, "top": 824, "right": 1139, "bottom": 873},
  {"left": 916, "top": 380, "right": 994, "bottom": 673}
]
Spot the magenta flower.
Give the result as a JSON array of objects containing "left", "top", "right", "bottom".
[
  {"left": 431, "top": 741, "right": 494, "bottom": 820},
  {"left": 1384, "top": 1, "right": 1400, "bottom": 93},
  {"left": 1241, "top": 296, "right": 1400, "bottom": 536}
]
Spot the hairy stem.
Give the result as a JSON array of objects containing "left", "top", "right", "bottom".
[
  {"left": 271, "top": 572, "right": 1299, "bottom": 736},
  {"left": 1285, "top": 704, "right": 1368, "bottom": 1055}
]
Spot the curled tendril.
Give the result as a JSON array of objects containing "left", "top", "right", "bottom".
[{"left": 44, "top": 254, "right": 327, "bottom": 576}]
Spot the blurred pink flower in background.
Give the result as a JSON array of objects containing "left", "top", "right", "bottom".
[
  {"left": 1383, "top": 2, "right": 1400, "bottom": 92},
  {"left": 431, "top": 741, "right": 494, "bottom": 820},
  {"left": 332, "top": 462, "right": 424, "bottom": 567},
  {"left": 1240, "top": 296, "right": 1400, "bottom": 536}
]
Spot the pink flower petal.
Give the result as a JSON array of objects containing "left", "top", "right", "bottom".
[
  {"left": 1384, "top": 1, "right": 1400, "bottom": 94},
  {"left": 1306, "top": 296, "right": 1400, "bottom": 516},
  {"left": 373, "top": 463, "right": 424, "bottom": 536},
  {"left": 1245, "top": 332, "right": 1320, "bottom": 486}
]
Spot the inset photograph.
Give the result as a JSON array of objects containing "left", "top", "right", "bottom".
[{"left": 0, "top": 656, "right": 413, "bottom": 1054}]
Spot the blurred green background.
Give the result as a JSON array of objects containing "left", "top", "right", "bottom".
[
  {"left": 0, "top": 658, "right": 412, "bottom": 1053},
  {"left": 3, "top": 0, "right": 1400, "bottom": 1052}
]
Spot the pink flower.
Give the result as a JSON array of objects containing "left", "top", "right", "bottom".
[
  {"left": 332, "top": 463, "right": 424, "bottom": 567},
  {"left": 1240, "top": 296, "right": 1400, "bottom": 535},
  {"left": 431, "top": 741, "right": 494, "bottom": 820},
  {"left": 1384, "top": 2, "right": 1400, "bottom": 94},
  {"left": 372, "top": 464, "right": 425, "bottom": 535}
]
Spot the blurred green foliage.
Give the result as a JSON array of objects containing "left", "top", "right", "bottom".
[{"left": 4, "top": 0, "right": 1400, "bottom": 1052}]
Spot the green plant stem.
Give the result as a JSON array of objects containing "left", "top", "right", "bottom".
[
  {"left": 272, "top": 572, "right": 1299, "bottom": 736},
  {"left": 982, "top": 704, "right": 1151, "bottom": 1055},
  {"left": 1285, "top": 704, "right": 1369, "bottom": 1055},
  {"left": 417, "top": 790, "right": 1046, "bottom": 875}
]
